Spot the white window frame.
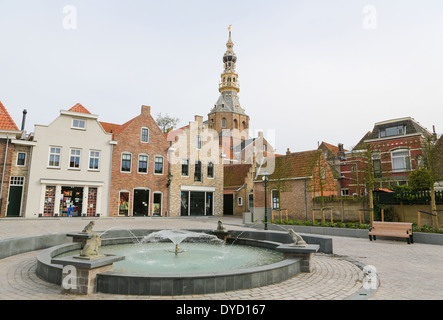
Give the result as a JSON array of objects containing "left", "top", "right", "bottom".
[
  {"left": 72, "top": 119, "right": 86, "bottom": 130},
  {"left": 88, "top": 150, "right": 100, "bottom": 171},
  {"left": 48, "top": 146, "right": 62, "bottom": 168},
  {"left": 138, "top": 154, "right": 149, "bottom": 174},
  {"left": 16, "top": 152, "right": 26, "bottom": 167},
  {"left": 141, "top": 127, "right": 149, "bottom": 143},
  {"left": 154, "top": 155, "right": 164, "bottom": 175},
  {"left": 238, "top": 196, "right": 243, "bottom": 206},
  {"left": 121, "top": 152, "right": 132, "bottom": 173},
  {"left": 391, "top": 149, "right": 411, "bottom": 172},
  {"left": 69, "top": 148, "right": 82, "bottom": 169}
]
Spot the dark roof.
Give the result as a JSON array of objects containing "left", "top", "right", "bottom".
[
  {"left": 224, "top": 164, "right": 252, "bottom": 187},
  {"left": 365, "top": 117, "right": 431, "bottom": 141},
  {"left": 259, "top": 150, "right": 321, "bottom": 180}
]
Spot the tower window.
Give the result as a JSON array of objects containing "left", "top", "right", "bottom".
[{"left": 222, "top": 118, "right": 227, "bottom": 128}]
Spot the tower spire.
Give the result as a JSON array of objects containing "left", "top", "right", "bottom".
[{"left": 219, "top": 26, "right": 239, "bottom": 93}]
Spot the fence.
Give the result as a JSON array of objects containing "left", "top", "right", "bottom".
[{"left": 376, "top": 190, "right": 443, "bottom": 205}]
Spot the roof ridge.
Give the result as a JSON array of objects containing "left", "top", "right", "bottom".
[
  {"left": 68, "top": 103, "right": 91, "bottom": 114},
  {"left": 0, "top": 101, "right": 19, "bottom": 131}
]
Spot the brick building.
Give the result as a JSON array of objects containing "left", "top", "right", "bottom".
[
  {"left": 339, "top": 117, "right": 433, "bottom": 195},
  {"left": 101, "top": 105, "right": 170, "bottom": 217},
  {"left": 254, "top": 149, "right": 336, "bottom": 221},
  {"left": 0, "top": 103, "right": 35, "bottom": 217},
  {"left": 223, "top": 163, "right": 255, "bottom": 216},
  {"left": 167, "top": 116, "right": 224, "bottom": 217}
]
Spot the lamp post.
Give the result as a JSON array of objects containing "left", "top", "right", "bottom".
[{"left": 262, "top": 171, "right": 270, "bottom": 230}]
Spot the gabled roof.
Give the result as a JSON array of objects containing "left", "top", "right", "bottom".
[
  {"left": 0, "top": 101, "right": 19, "bottom": 131},
  {"left": 68, "top": 103, "right": 91, "bottom": 114},
  {"left": 224, "top": 164, "right": 252, "bottom": 187},
  {"left": 262, "top": 150, "right": 321, "bottom": 180}
]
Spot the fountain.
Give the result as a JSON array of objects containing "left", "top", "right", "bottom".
[{"left": 37, "top": 222, "right": 329, "bottom": 296}]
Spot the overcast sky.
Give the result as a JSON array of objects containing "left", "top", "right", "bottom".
[{"left": 1, "top": 0, "right": 443, "bottom": 153}]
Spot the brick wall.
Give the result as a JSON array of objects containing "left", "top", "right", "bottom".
[
  {"left": 0, "top": 140, "right": 14, "bottom": 217},
  {"left": 108, "top": 105, "right": 170, "bottom": 217}
]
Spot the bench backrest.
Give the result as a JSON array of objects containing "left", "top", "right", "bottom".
[{"left": 372, "top": 222, "right": 412, "bottom": 232}]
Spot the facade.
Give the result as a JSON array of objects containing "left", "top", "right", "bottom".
[
  {"left": 339, "top": 117, "right": 433, "bottom": 196},
  {"left": 223, "top": 163, "right": 255, "bottom": 216},
  {"left": 24, "top": 104, "right": 114, "bottom": 218},
  {"left": 167, "top": 116, "right": 224, "bottom": 217},
  {"left": 254, "top": 150, "right": 336, "bottom": 220},
  {"left": 102, "top": 105, "right": 170, "bottom": 217},
  {"left": 0, "top": 103, "right": 35, "bottom": 217}
]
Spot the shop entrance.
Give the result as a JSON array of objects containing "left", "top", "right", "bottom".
[
  {"left": 223, "top": 194, "right": 234, "bottom": 215},
  {"left": 61, "top": 187, "right": 83, "bottom": 217},
  {"left": 133, "top": 189, "right": 150, "bottom": 216}
]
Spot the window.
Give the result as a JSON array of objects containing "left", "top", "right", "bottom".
[
  {"left": 181, "top": 159, "right": 189, "bottom": 176},
  {"left": 154, "top": 156, "right": 164, "bottom": 174},
  {"left": 372, "top": 153, "right": 382, "bottom": 178},
  {"left": 119, "top": 191, "right": 130, "bottom": 216},
  {"left": 194, "top": 161, "right": 202, "bottom": 182},
  {"left": 320, "top": 167, "right": 326, "bottom": 179},
  {"left": 271, "top": 190, "right": 280, "bottom": 210},
  {"left": 196, "top": 135, "right": 202, "bottom": 149},
  {"left": 153, "top": 193, "right": 162, "bottom": 216},
  {"left": 48, "top": 147, "right": 61, "bottom": 168},
  {"left": 222, "top": 118, "right": 227, "bottom": 128},
  {"left": 72, "top": 119, "right": 86, "bottom": 130},
  {"left": 391, "top": 149, "right": 411, "bottom": 172},
  {"left": 138, "top": 155, "right": 148, "bottom": 173},
  {"left": 69, "top": 149, "right": 81, "bottom": 169},
  {"left": 121, "top": 153, "right": 132, "bottom": 172},
  {"left": 207, "top": 162, "right": 214, "bottom": 178},
  {"left": 379, "top": 125, "right": 406, "bottom": 138},
  {"left": 89, "top": 150, "right": 100, "bottom": 170},
  {"left": 341, "top": 188, "right": 350, "bottom": 196},
  {"left": 238, "top": 197, "right": 243, "bottom": 206},
  {"left": 17, "top": 152, "right": 26, "bottom": 166},
  {"left": 141, "top": 128, "right": 149, "bottom": 143}
]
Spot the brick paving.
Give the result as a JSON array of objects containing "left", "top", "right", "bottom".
[{"left": 0, "top": 216, "right": 442, "bottom": 300}]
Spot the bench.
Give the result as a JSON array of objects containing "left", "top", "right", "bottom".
[{"left": 369, "top": 222, "right": 414, "bottom": 244}]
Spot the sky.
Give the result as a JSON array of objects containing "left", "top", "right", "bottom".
[{"left": 1, "top": 0, "right": 443, "bottom": 154}]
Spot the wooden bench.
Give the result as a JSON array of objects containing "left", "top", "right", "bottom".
[{"left": 368, "top": 222, "right": 414, "bottom": 244}]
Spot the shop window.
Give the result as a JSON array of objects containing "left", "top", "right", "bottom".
[
  {"left": 138, "top": 154, "right": 148, "bottom": 173},
  {"left": 207, "top": 162, "right": 214, "bottom": 178},
  {"left": 182, "top": 159, "right": 189, "bottom": 176},
  {"left": 121, "top": 153, "right": 132, "bottom": 172},
  {"left": 48, "top": 147, "right": 61, "bottom": 168},
  {"left": 87, "top": 188, "right": 97, "bottom": 216},
  {"left": 153, "top": 193, "right": 162, "bottom": 216},
  {"left": 17, "top": 152, "right": 26, "bottom": 166},
  {"left": 43, "top": 186, "right": 56, "bottom": 216},
  {"left": 89, "top": 150, "right": 100, "bottom": 171},
  {"left": 69, "top": 149, "right": 81, "bottom": 169},
  {"left": 141, "top": 127, "right": 149, "bottom": 143},
  {"left": 119, "top": 191, "right": 130, "bottom": 216},
  {"left": 154, "top": 156, "right": 164, "bottom": 174},
  {"left": 194, "top": 161, "right": 202, "bottom": 182}
]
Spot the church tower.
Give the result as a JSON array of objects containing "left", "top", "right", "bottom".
[{"left": 208, "top": 27, "right": 250, "bottom": 143}]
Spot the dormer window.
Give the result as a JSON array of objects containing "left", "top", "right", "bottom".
[
  {"left": 72, "top": 119, "right": 86, "bottom": 130},
  {"left": 379, "top": 125, "right": 406, "bottom": 138}
]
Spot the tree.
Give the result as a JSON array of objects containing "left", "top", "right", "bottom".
[
  {"left": 409, "top": 168, "right": 432, "bottom": 191},
  {"left": 155, "top": 113, "right": 179, "bottom": 133}
]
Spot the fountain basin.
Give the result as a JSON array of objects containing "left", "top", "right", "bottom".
[{"left": 37, "top": 229, "right": 327, "bottom": 296}]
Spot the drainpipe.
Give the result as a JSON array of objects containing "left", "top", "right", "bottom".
[
  {"left": 1, "top": 134, "right": 10, "bottom": 215},
  {"left": 304, "top": 179, "right": 308, "bottom": 221}
]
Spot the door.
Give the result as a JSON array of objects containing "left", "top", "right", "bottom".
[
  {"left": 190, "top": 192, "right": 205, "bottom": 216},
  {"left": 133, "top": 189, "right": 150, "bottom": 216},
  {"left": 7, "top": 186, "right": 23, "bottom": 217},
  {"left": 223, "top": 194, "right": 234, "bottom": 215}
]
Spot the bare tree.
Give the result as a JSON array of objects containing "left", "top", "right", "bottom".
[{"left": 155, "top": 113, "right": 179, "bottom": 133}]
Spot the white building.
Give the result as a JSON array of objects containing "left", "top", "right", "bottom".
[{"left": 24, "top": 104, "right": 115, "bottom": 218}]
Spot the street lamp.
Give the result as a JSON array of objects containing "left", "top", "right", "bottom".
[{"left": 261, "top": 170, "right": 270, "bottom": 230}]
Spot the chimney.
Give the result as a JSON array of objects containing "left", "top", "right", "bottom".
[
  {"left": 286, "top": 148, "right": 291, "bottom": 156},
  {"left": 194, "top": 115, "right": 203, "bottom": 126},
  {"left": 21, "top": 109, "right": 27, "bottom": 131},
  {"left": 141, "top": 105, "right": 151, "bottom": 115},
  {"left": 337, "top": 143, "right": 345, "bottom": 159},
  {"left": 433, "top": 125, "right": 438, "bottom": 140}
]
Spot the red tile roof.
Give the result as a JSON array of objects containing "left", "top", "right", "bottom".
[
  {"left": 99, "top": 121, "right": 121, "bottom": 134},
  {"left": 68, "top": 103, "right": 91, "bottom": 114},
  {"left": 0, "top": 101, "right": 19, "bottom": 131}
]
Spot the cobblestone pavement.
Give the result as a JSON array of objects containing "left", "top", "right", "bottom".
[{"left": 1, "top": 216, "right": 442, "bottom": 300}]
